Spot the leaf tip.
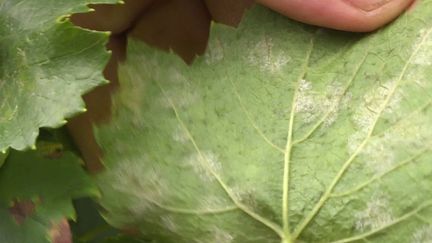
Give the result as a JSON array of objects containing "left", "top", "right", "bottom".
[{"left": 56, "top": 15, "right": 70, "bottom": 24}]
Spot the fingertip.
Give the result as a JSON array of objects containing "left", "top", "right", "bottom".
[{"left": 257, "top": 0, "right": 415, "bottom": 32}]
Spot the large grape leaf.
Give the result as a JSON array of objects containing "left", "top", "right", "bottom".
[
  {"left": 95, "top": 2, "right": 432, "bottom": 243},
  {"left": 0, "top": 138, "right": 99, "bottom": 243},
  {"left": 0, "top": 0, "right": 118, "bottom": 152}
]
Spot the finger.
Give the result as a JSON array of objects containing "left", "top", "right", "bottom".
[
  {"left": 70, "top": 0, "right": 153, "bottom": 34},
  {"left": 204, "top": 0, "right": 253, "bottom": 26},
  {"left": 129, "top": 0, "right": 211, "bottom": 63},
  {"left": 256, "top": 0, "right": 415, "bottom": 32}
]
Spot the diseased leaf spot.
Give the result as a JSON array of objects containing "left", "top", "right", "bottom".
[
  {"left": 161, "top": 215, "right": 178, "bottom": 233},
  {"left": 296, "top": 80, "right": 347, "bottom": 125},
  {"left": 110, "top": 161, "right": 169, "bottom": 215},
  {"left": 182, "top": 151, "right": 222, "bottom": 182},
  {"left": 197, "top": 227, "right": 234, "bottom": 243},
  {"left": 352, "top": 80, "right": 399, "bottom": 132},
  {"left": 412, "top": 225, "right": 432, "bottom": 243},
  {"left": 172, "top": 125, "right": 189, "bottom": 143},
  {"left": 231, "top": 187, "right": 258, "bottom": 209},
  {"left": 199, "top": 195, "right": 232, "bottom": 211},
  {"left": 412, "top": 29, "right": 432, "bottom": 66},
  {"left": 362, "top": 139, "right": 396, "bottom": 175},
  {"left": 158, "top": 89, "right": 200, "bottom": 109},
  {"left": 9, "top": 200, "right": 36, "bottom": 225},
  {"left": 205, "top": 39, "right": 225, "bottom": 64},
  {"left": 355, "top": 195, "right": 394, "bottom": 232},
  {"left": 247, "top": 36, "right": 290, "bottom": 73}
]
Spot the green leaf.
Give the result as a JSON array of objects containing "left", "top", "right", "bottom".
[
  {"left": 0, "top": 0, "right": 118, "bottom": 152},
  {"left": 95, "top": 3, "right": 432, "bottom": 243},
  {"left": 0, "top": 140, "right": 99, "bottom": 243},
  {"left": 71, "top": 198, "right": 118, "bottom": 243},
  {"left": 0, "top": 151, "right": 7, "bottom": 168},
  {"left": 102, "top": 235, "right": 152, "bottom": 243}
]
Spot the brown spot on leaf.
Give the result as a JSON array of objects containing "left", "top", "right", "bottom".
[
  {"left": 121, "top": 226, "right": 141, "bottom": 236},
  {"left": 9, "top": 200, "right": 36, "bottom": 224}
]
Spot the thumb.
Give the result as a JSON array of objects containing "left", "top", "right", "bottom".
[{"left": 256, "top": 0, "right": 415, "bottom": 32}]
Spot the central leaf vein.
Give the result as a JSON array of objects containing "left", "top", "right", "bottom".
[
  {"left": 155, "top": 79, "right": 284, "bottom": 238},
  {"left": 282, "top": 34, "right": 315, "bottom": 240}
]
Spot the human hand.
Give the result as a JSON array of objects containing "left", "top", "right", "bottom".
[{"left": 259, "top": 0, "right": 416, "bottom": 32}]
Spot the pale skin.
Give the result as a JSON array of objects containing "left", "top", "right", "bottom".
[
  {"left": 259, "top": 0, "right": 416, "bottom": 32},
  {"left": 68, "top": 0, "right": 417, "bottom": 171}
]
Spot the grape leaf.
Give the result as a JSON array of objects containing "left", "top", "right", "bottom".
[
  {"left": 103, "top": 235, "right": 151, "bottom": 243},
  {"left": 0, "top": 140, "right": 99, "bottom": 243},
  {"left": 0, "top": 0, "right": 118, "bottom": 152},
  {"left": 95, "top": 3, "right": 432, "bottom": 243},
  {"left": 0, "top": 151, "right": 6, "bottom": 168}
]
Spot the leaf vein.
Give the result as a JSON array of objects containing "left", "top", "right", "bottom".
[
  {"left": 155, "top": 79, "right": 284, "bottom": 238},
  {"left": 292, "top": 27, "right": 432, "bottom": 240},
  {"left": 331, "top": 201, "right": 432, "bottom": 243}
]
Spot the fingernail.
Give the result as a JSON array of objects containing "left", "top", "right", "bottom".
[{"left": 345, "top": 0, "right": 394, "bottom": 11}]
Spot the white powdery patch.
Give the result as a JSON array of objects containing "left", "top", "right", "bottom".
[
  {"left": 362, "top": 138, "right": 395, "bottom": 175},
  {"left": 110, "top": 160, "right": 168, "bottom": 215},
  {"left": 355, "top": 195, "right": 394, "bottom": 232},
  {"left": 352, "top": 80, "right": 400, "bottom": 131},
  {"left": 172, "top": 125, "right": 189, "bottom": 143},
  {"left": 408, "top": 69, "right": 429, "bottom": 89},
  {"left": 231, "top": 186, "right": 258, "bottom": 209},
  {"left": 247, "top": 36, "right": 290, "bottom": 73},
  {"left": 196, "top": 227, "right": 234, "bottom": 243},
  {"left": 295, "top": 79, "right": 315, "bottom": 120},
  {"left": 0, "top": 103, "right": 18, "bottom": 123},
  {"left": 296, "top": 80, "right": 347, "bottom": 125},
  {"left": 211, "top": 227, "right": 234, "bottom": 243},
  {"left": 182, "top": 151, "right": 223, "bottom": 182},
  {"left": 161, "top": 215, "right": 178, "bottom": 233},
  {"left": 158, "top": 89, "right": 200, "bottom": 109},
  {"left": 156, "top": 69, "right": 200, "bottom": 109},
  {"left": 166, "top": 68, "right": 188, "bottom": 84},
  {"left": 384, "top": 90, "right": 403, "bottom": 117},
  {"left": 324, "top": 82, "right": 351, "bottom": 127},
  {"left": 412, "top": 28, "right": 432, "bottom": 66},
  {"left": 205, "top": 39, "right": 225, "bottom": 64},
  {"left": 198, "top": 196, "right": 231, "bottom": 211},
  {"left": 412, "top": 225, "right": 432, "bottom": 243}
]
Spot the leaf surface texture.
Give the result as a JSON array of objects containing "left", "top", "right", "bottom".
[{"left": 96, "top": 3, "right": 432, "bottom": 242}]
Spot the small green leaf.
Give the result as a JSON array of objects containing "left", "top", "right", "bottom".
[
  {"left": 95, "top": 3, "right": 432, "bottom": 243},
  {"left": 0, "top": 140, "right": 99, "bottom": 243},
  {"left": 0, "top": 0, "right": 118, "bottom": 152}
]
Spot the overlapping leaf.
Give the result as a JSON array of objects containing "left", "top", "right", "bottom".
[
  {"left": 95, "top": 2, "right": 432, "bottom": 243},
  {"left": 0, "top": 139, "right": 99, "bottom": 243},
  {"left": 0, "top": 0, "right": 117, "bottom": 152},
  {"left": 0, "top": 151, "right": 6, "bottom": 168}
]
